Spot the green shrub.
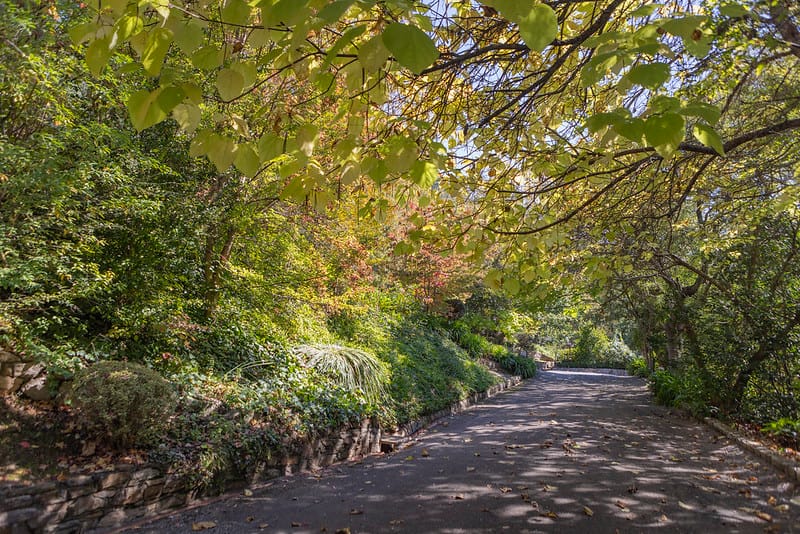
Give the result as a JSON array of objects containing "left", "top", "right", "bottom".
[
  {"left": 72, "top": 361, "right": 176, "bottom": 448},
  {"left": 649, "top": 368, "right": 707, "bottom": 415},
  {"left": 650, "top": 369, "right": 680, "bottom": 405},
  {"left": 601, "top": 338, "right": 636, "bottom": 367},
  {"left": 761, "top": 418, "right": 800, "bottom": 448},
  {"left": 459, "top": 331, "right": 492, "bottom": 358},
  {"left": 626, "top": 357, "right": 649, "bottom": 377}
]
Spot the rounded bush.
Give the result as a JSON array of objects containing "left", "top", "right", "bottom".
[{"left": 72, "top": 361, "right": 175, "bottom": 448}]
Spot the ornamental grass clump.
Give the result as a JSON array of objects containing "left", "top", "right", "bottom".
[{"left": 72, "top": 361, "right": 175, "bottom": 448}]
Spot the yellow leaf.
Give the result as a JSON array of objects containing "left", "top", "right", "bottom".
[
  {"left": 583, "top": 506, "right": 594, "bottom": 516},
  {"left": 191, "top": 521, "right": 217, "bottom": 531}
]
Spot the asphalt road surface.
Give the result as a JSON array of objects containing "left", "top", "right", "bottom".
[{"left": 125, "top": 369, "right": 800, "bottom": 533}]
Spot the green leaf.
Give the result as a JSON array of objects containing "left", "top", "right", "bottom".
[
  {"left": 693, "top": 123, "right": 725, "bottom": 156},
  {"left": 659, "top": 15, "right": 707, "bottom": 39},
  {"left": 614, "top": 118, "right": 645, "bottom": 143},
  {"left": 720, "top": 4, "right": 750, "bottom": 17},
  {"left": 262, "top": 0, "right": 309, "bottom": 27},
  {"left": 503, "top": 277, "right": 521, "bottom": 295},
  {"left": 221, "top": 0, "right": 251, "bottom": 25},
  {"left": 317, "top": 0, "right": 355, "bottom": 23},
  {"left": 86, "top": 37, "right": 112, "bottom": 77},
  {"left": 383, "top": 135, "right": 418, "bottom": 173},
  {"left": 684, "top": 32, "right": 712, "bottom": 58},
  {"left": 216, "top": 68, "right": 245, "bottom": 101},
  {"left": 126, "top": 85, "right": 184, "bottom": 131},
  {"left": 230, "top": 61, "right": 258, "bottom": 87},
  {"left": 625, "top": 62, "right": 670, "bottom": 89},
  {"left": 644, "top": 112, "right": 685, "bottom": 158},
  {"left": 488, "top": 1, "right": 558, "bottom": 52},
  {"left": 296, "top": 123, "right": 319, "bottom": 157},
  {"left": 340, "top": 161, "right": 361, "bottom": 185},
  {"left": 189, "top": 129, "right": 212, "bottom": 158},
  {"left": 142, "top": 27, "right": 173, "bottom": 77},
  {"left": 485, "top": 269, "right": 503, "bottom": 290},
  {"left": 649, "top": 95, "right": 682, "bottom": 114},
  {"left": 382, "top": 23, "right": 440, "bottom": 75},
  {"left": 172, "top": 102, "right": 201, "bottom": 133},
  {"left": 680, "top": 102, "right": 721, "bottom": 124},
  {"left": 258, "top": 133, "right": 284, "bottom": 161},
  {"left": 358, "top": 35, "right": 391, "bottom": 72},
  {"left": 410, "top": 161, "right": 438, "bottom": 188},
  {"left": 629, "top": 4, "right": 661, "bottom": 17},
  {"left": 114, "top": 15, "right": 144, "bottom": 43},
  {"left": 172, "top": 21, "right": 205, "bottom": 53},
  {"left": 206, "top": 134, "right": 237, "bottom": 172},
  {"left": 192, "top": 46, "right": 224, "bottom": 70},
  {"left": 70, "top": 22, "right": 98, "bottom": 45},
  {"left": 586, "top": 111, "right": 625, "bottom": 133},
  {"left": 234, "top": 143, "right": 261, "bottom": 177},
  {"left": 517, "top": 4, "right": 559, "bottom": 53}
]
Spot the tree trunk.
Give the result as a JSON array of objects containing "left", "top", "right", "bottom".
[{"left": 203, "top": 227, "right": 236, "bottom": 320}]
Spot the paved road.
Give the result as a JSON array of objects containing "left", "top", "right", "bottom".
[{"left": 127, "top": 370, "right": 800, "bottom": 533}]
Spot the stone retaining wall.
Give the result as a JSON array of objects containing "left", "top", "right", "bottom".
[
  {"left": 0, "top": 420, "right": 382, "bottom": 533},
  {"left": 0, "top": 350, "right": 50, "bottom": 401}
]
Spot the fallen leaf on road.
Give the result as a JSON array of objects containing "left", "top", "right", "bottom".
[
  {"left": 258, "top": 524, "right": 269, "bottom": 529},
  {"left": 389, "top": 519, "right": 403, "bottom": 526},
  {"left": 767, "top": 496, "right": 777, "bottom": 506},
  {"left": 583, "top": 506, "right": 594, "bottom": 517},
  {"left": 678, "top": 501, "right": 694, "bottom": 510},
  {"left": 421, "top": 449, "right": 430, "bottom": 457},
  {"left": 349, "top": 509, "right": 363, "bottom": 515},
  {"left": 454, "top": 494, "right": 465, "bottom": 500},
  {"left": 615, "top": 500, "right": 629, "bottom": 511},
  {"left": 466, "top": 466, "right": 476, "bottom": 472},
  {"left": 291, "top": 522, "right": 304, "bottom": 527},
  {"left": 754, "top": 511, "right": 773, "bottom": 522},
  {"left": 541, "top": 484, "right": 555, "bottom": 492},
  {"left": 540, "top": 510, "right": 558, "bottom": 519},
  {"left": 81, "top": 440, "right": 97, "bottom": 457},
  {"left": 246, "top": 516, "right": 254, "bottom": 522},
  {"left": 521, "top": 493, "right": 530, "bottom": 502},
  {"left": 792, "top": 496, "right": 800, "bottom": 506},
  {"left": 405, "top": 455, "right": 414, "bottom": 461},
  {"left": 500, "top": 486, "right": 513, "bottom": 493},
  {"left": 192, "top": 522, "right": 217, "bottom": 531},
  {"left": 243, "top": 489, "right": 253, "bottom": 497},
  {"left": 775, "top": 504, "right": 789, "bottom": 513},
  {"left": 335, "top": 529, "right": 351, "bottom": 534},
  {"left": 659, "top": 514, "right": 668, "bottom": 522},
  {"left": 540, "top": 441, "right": 553, "bottom": 449}
]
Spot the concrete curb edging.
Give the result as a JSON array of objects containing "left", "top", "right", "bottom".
[{"left": 704, "top": 417, "right": 800, "bottom": 483}]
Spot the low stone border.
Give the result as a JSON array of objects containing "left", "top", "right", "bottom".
[
  {"left": 1, "top": 371, "right": 529, "bottom": 533},
  {"left": 0, "top": 420, "right": 382, "bottom": 533},
  {"left": 704, "top": 417, "right": 800, "bottom": 483}
]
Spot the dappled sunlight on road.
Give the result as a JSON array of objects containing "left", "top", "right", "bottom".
[{"left": 132, "top": 369, "right": 800, "bottom": 534}]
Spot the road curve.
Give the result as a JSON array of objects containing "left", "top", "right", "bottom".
[{"left": 125, "top": 370, "right": 800, "bottom": 533}]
